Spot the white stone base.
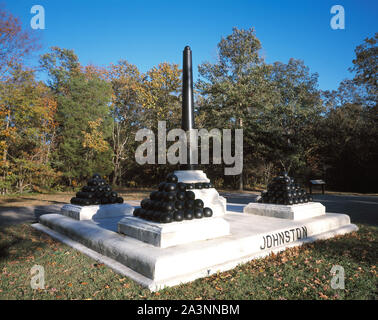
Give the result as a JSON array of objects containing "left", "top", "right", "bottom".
[
  {"left": 35, "top": 209, "right": 357, "bottom": 291},
  {"left": 243, "top": 202, "right": 325, "bottom": 220},
  {"left": 118, "top": 216, "right": 230, "bottom": 248},
  {"left": 174, "top": 170, "right": 210, "bottom": 183},
  {"left": 61, "top": 203, "right": 134, "bottom": 221},
  {"left": 174, "top": 170, "right": 227, "bottom": 217}
]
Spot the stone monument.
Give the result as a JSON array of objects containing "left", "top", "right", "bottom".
[{"left": 32, "top": 46, "right": 358, "bottom": 291}]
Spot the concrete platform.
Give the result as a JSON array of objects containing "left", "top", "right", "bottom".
[
  {"left": 60, "top": 203, "right": 134, "bottom": 220},
  {"left": 33, "top": 207, "right": 358, "bottom": 291},
  {"left": 243, "top": 202, "right": 325, "bottom": 220},
  {"left": 118, "top": 216, "right": 230, "bottom": 248}
]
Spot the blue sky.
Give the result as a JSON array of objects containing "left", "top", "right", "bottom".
[{"left": 4, "top": 0, "right": 378, "bottom": 91}]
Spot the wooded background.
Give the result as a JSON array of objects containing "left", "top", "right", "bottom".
[{"left": 0, "top": 8, "right": 377, "bottom": 194}]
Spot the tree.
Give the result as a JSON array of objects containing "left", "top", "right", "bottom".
[
  {"left": 198, "top": 27, "right": 271, "bottom": 189},
  {"left": 0, "top": 66, "right": 58, "bottom": 193},
  {"left": 107, "top": 60, "right": 142, "bottom": 185},
  {"left": 349, "top": 33, "right": 377, "bottom": 106},
  {"left": 40, "top": 47, "right": 113, "bottom": 185},
  {"left": 259, "top": 59, "right": 323, "bottom": 174},
  {"left": 0, "top": 6, "right": 39, "bottom": 81},
  {"left": 136, "top": 62, "right": 182, "bottom": 130}
]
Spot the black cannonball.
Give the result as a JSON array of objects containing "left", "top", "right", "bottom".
[
  {"left": 194, "top": 199, "right": 204, "bottom": 208},
  {"left": 185, "top": 199, "right": 194, "bottom": 209},
  {"left": 88, "top": 179, "right": 99, "bottom": 187},
  {"left": 208, "top": 183, "right": 214, "bottom": 188},
  {"left": 177, "top": 182, "right": 186, "bottom": 191},
  {"left": 163, "top": 202, "right": 175, "bottom": 212},
  {"left": 150, "top": 191, "right": 158, "bottom": 200},
  {"left": 165, "top": 183, "right": 177, "bottom": 192},
  {"left": 140, "top": 198, "right": 149, "bottom": 209},
  {"left": 307, "top": 195, "right": 313, "bottom": 202},
  {"left": 160, "top": 212, "right": 173, "bottom": 223},
  {"left": 174, "top": 210, "right": 184, "bottom": 222},
  {"left": 139, "top": 208, "right": 147, "bottom": 218},
  {"left": 133, "top": 208, "right": 142, "bottom": 217},
  {"left": 152, "top": 211, "right": 162, "bottom": 222},
  {"left": 166, "top": 173, "right": 178, "bottom": 183},
  {"left": 202, "top": 183, "right": 210, "bottom": 189},
  {"left": 104, "top": 185, "right": 111, "bottom": 192},
  {"left": 83, "top": 199, "right": 92, "bottom": 206},
  {"left": 101, "top": 198, "right": 109, "bottom": 204},
  {"left": 194, "top": 183, "right": 203, "bottom": 189},
  {"left": 288, "top": 198, "right": 294, "bottom": 205},
  {"left": 176, "top": 191, "right": 186, "bottom": 201},
  {"left": 293, "top": 198, "right": 299, "bottom": 204},
  {"left": 109, "top": 197, "right": 117, "bottom": 204},
  {"left": 175, "top": 200, "right": 185, "bottom": 210},
  {"left": 194, "top": 208, "right": 203, "bottom": 219},
  {"left": 155, "top": 191, "right": 164, "bottom": 201},
  {"left": 116, "top": 197, "right": 123, "bottom": 203},
  {"left": 152, "top": 201, "right": 161, "bottom": 211},
  {"left": 111, "top": 191, "right": 118, "bottom": 198},
  {"left": 184, "top": 209, "right": 194, "bottom": 220},
  {"left": 203, "top": 207, "right": 213, "bottom": 218},
  {"left": 185, "top": 183, "right": 194, "bottom": 189},
  {"left": 185, "top": 190, "right": 195, "bottom": 200},
  {"left": 70, "top": 197, "right": 78, "bottom": 205},
  {"left": 92, "top": 173, "right": 101, "bottom": 180},
  {"left": 303, "top": 196, "right": 308, "bottom": 203},
  {"left": 165, "top": 192, "right": 176, "bottom": 202},
  {"left": 158, "top": 182, "right": 166, "bottom": 191}
]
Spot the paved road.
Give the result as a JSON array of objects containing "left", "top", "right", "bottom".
[{"left": 0, "top": 194, "right": 377, "bottom": 227}]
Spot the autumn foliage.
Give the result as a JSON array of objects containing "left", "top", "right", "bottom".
[{"left": 0, "top": 7, "right": 376, "bottom": 194}]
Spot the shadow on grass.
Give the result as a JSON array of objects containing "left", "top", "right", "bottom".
[{"left": 0, "top": 225, "right": 48, "bottom": 262}]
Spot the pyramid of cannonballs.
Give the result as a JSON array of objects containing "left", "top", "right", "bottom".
[
  {"left": 258, "top": 173, "right": 313, "bottom": 205},
  {"left": 133, "top": 173, "right": 214, "bottom": 223},
  {"left": 70, "top": 173, "right": 124, "bottom": 206}
]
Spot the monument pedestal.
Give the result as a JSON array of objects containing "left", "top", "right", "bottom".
[
  {"left": 34, "top": 210, "right": 357, "bottom": 291},
  {"left": 118, "top": 216, "right": 230, "bottom": 248},
  {"left": 61, "top": 203, "right": 134, "bottom": 221},
  {"left": 174, "top": 170, "right": 227, "bottom": 217},
  {"left": 243, "top": 202, "right": 325, "bottom": 220}
]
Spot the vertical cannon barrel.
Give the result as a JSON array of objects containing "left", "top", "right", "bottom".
[{"left": 181, "top": 46, "right": 196, "bottom": 170}]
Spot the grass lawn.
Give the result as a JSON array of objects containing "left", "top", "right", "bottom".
[{"left": 0, "top": 222, "right": 376, "bottom": 300}]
